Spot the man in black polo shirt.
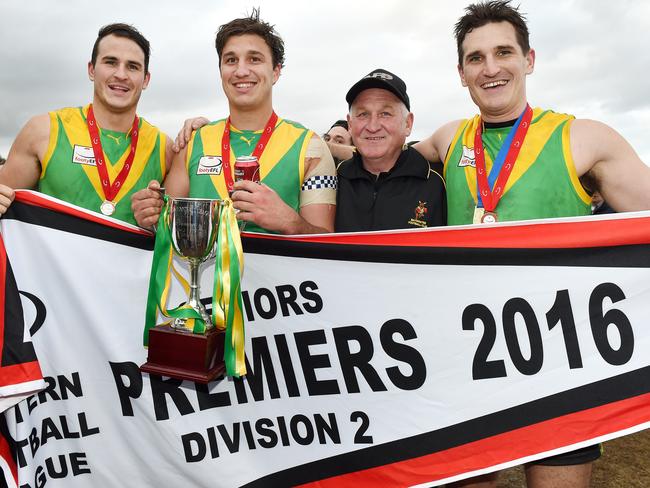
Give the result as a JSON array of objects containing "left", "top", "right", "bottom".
[{"left": 335, "top": 69, "right": 446, "bottom": 232}]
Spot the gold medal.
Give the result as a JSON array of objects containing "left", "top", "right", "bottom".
[
  {"left": 481, "top": 211, "right": 498, "bottom": 224},
  {"left": 100, "top": 200, "right": 116, "bottom": 216}
]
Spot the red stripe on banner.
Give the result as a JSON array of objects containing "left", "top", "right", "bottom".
[
  {"left": 298, "top": 393, "right": 650, "bottom": 487},
  {"left": 14, "top": 190, "right": 152, "bottom": 237},
  {"left": 0, "top": 430, "right": 18, "bottom": 486},
  {"left": 245, "top": 213, "right": 650, "bottom": 250},
  {"left": 0, "top": 361, "right": 43, "bottom": 387}
]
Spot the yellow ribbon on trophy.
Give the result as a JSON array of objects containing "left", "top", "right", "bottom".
[{"left": 144, "top": 197, "right": 247, "bottom": 377}]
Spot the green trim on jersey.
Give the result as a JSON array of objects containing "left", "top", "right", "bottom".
[
  {"left": 39, "top": 105, "right": 166, "bottom": 226},
  {"left": 186, "top": 117, "right": 312, "bottom": 234},
  {"left": 444, "top": 108, "right": 591, "bottom": 225}
]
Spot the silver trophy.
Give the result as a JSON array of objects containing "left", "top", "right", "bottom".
[{"left": 169, "top": 197, "right": 222, "bottom": 330}]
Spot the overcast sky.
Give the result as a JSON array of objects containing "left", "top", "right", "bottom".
[{"left": 1, "top": 0, "right": 649, "bottom": 164}]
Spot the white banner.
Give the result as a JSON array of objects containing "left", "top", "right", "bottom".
[{"left": 1, "top": 191, "right": 650, "bottom": 488}]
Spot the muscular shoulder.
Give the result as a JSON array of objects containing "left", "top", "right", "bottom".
[
  {"left": 569, "top": 118, "right": 627, "bottom": 177},
  {"left": 413, "top": 119, "right": 464, "bottom": 163},
  {"left": 16, "top": 113, "right": 51, "bottom": 159}
]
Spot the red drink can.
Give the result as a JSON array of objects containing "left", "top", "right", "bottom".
[{"left": 234, "top": 156, "right": 260, "bottom": 183}]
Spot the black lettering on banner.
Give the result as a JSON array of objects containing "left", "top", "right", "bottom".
[
  {"left": 350, "top": 411, "right": 373, "bottom": 444},
  {"left": 276, "top": 415, "right": 291, "bottom": 446},
  {"left": 333, "top": 326, "right": 387, "bottom": 393},
  {"left": 380, "top": 319, "right": 427, "bottom": 390},
  {"left": 109, "top": 361, "right": 143, "bottom": 417},
  {"left": 19, "top": 452, "right": 91, "bottom": 488},
  {"left": 17, "top": 414, "right": 99, "bottom": 469},
  {"left": 33, "top": 377, "right": 60, "bottom": 408},
  {"left": 464, "top": 282, "right": 635, "bottom": 380},
  {"left": 274, "top": 334, "right": 301, "bottom": 397},
  {"left": 234, "top": 337, "right": 281, "bottom": 404},
  {"left": 546, "top": 289, "right": 583, "bottom": 369},
  {"left": 295, "top": 330, "right": 341, "bottom": 396},
  {"left": 242, "top": 421, "right": 256, "bottom": 449},
  {"left": 150, "top": 375, "right": 195, "bottom": 421},
  {"left": 20, "top": 373, "right": 84, "bottom": 419},
  {"left": 229, "top": 281, "right": 322, "bottom": 322},
  {"left": 589, "top": 282, "right": 634, "bottom": 365},
  {"left": 314, "top": 412, "right": 340, "bottom": 444},
  {"left": 502, "top": 298, "right": 543, "bottom": 376},
  {"left": 255, "top": 418, "right": 278, "bottom": 448},
  {"left": 289, "top": 414, "right": 314, "bottom": 446},
  {"left": 217, "top": 423, "right": 241, "bottom": 453},
  {"left": 2, "top": 286, "right": 41, "bottom": 368},
  {"left": 300, "top": 281, "right": 323, "bottom": 313},
  {"left": 46, "top": 454, "right": 70, "bottom": 479},
  {"left": 241, "top": 290, "right": 255, "bottom": 322},
  {"left": 254, "top": 288, "right": 278, "bottom": 320},
  {"left": 196, "top": 381, "right": 232, "bottom": 411},
  {"left": 181, "top": 413, "right": 340, "bottom": 462},
  {"left": 462, "top": 304, "right": 507, "bottom": 380},
  {"left": 182, "top": 432, "right": 207, "bottom": 462},
  {"left": 275, "top": 284, "right": 304, "bottom": 317},
  {"left": 207, "top": 427, "right": 220, "bottom": 460}
]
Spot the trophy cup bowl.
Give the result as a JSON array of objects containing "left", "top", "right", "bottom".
[
  {"left": 169, "top": 197, "right": 220, "bottom": 329},
  {"left": 140, "top": 197, "right": 226, "bottom": 383}
]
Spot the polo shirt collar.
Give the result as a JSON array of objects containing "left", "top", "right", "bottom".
[{"left": 339, "top": 147, "right": 428, "bottom": 180}]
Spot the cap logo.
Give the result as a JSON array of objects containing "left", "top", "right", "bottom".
[{"left": 367, "top": 72, "right": 393, "bottom": 80}]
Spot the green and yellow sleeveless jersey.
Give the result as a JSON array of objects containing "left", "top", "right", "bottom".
[
  {"left": 39, "top": 105, "right": 166, "bottom": 226},
  {"left": 444, "top": 108, "right": 591, "bottom": 225},
  {"left": 186, "top": 117, "right": 312, "bottom": 234}
]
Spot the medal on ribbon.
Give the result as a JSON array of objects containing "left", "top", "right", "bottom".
[
  {"left": 86, "top": 105, "right": 139, "bottom": 216},
  {"left": 474, "top": 105, "right": 533, "bottom": 224}
]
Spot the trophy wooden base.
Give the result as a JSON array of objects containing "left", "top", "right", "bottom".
[{"left": 140, "top": 324, "right": 225, "bottom": 384}]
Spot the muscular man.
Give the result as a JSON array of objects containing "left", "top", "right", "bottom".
[
  {"left": 337, "top": 69, "right": 445, "bottom": 231},
  {"left": 412, "top": 2, "right": 650, "bottom": 487},
  {"left": 0, "top": 23, "right": 172, "bottom": 226},
  {"left": 132, "top": 10, "right": 336, "bottom": 234}
]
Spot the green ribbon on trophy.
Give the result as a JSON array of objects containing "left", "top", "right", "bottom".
[{"left": 143, "top": 196, "right": 246, "bottom": 378}]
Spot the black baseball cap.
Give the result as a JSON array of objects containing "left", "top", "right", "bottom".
[{"left": 345, "top": 68, "right": 410, "bottom": 111}]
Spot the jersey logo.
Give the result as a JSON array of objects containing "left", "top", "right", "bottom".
[
  {"left": 197, "top": 156, "right": 223, "bottom": 175},
  {"left": 105, "top": 133, "right": 122, "bottom": 144},
  {"left": 458, "top": 145, "right": 476, "bottom": 167},
  {"left": 408, "top": 201, "right": 428, "bottom": 228},
  {"left": 72, "top": 145, "right": 96, "bottom": 166},
  {"left": 239, "top": 135, "right": 255, "bottom": 146}
]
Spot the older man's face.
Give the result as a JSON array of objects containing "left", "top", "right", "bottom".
[{"left": 348, "top": 88, "right": 413, "bottom": 166}]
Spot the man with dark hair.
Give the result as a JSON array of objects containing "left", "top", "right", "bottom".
[
  {"left": 323, "top": 120, "right": 352, "bottom": 145},
  {"left": 132, "top": 10, "right": 336, "bottom": 234},
  {"left": 336, "top": 69, "right": 445, "bottom": 232},
  {"left": 323, "top": 120, "right": 352, "bottom": 164},
  {"left": 411, "top": 1, "right": 650, "bottom": 487},
  {"left": 0, "top": 23, "right": 171, "bottom": 225}
]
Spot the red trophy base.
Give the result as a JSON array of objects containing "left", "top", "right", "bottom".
[{"left": 140, "top": 324, "right": 225, "bottom": 384}]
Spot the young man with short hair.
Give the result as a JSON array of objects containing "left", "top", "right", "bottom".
[
  {"left": 0, "top": 23, "right": 172, "bottom": 226},
  {"left": 132, "top": 10, "right": 336, "bottom": 235},
  {"left": 413, "top": 2, "right": 650, "bottom": 487}
]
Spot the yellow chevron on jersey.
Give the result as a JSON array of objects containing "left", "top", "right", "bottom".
[
  {"left": 186, "top": 118, "right": 309, "bottom": 199},
  {"left": 444, "top": 108, "right": 589, "bottom": 205},
  {"left": 43, "top": 105, "right": 163, "bottom": 205}
]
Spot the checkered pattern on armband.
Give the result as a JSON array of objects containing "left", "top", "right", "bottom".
[{"left": 301, "top": 175, "right": 338, "bottom": 191}]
